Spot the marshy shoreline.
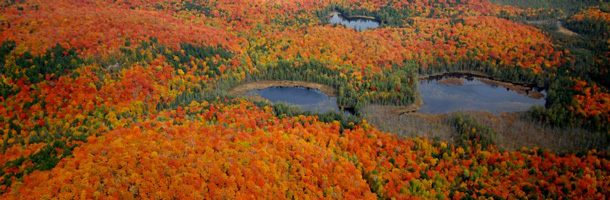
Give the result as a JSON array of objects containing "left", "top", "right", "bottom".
[{"left": 228, "top": 80, "right": 338, "bottom": 97}]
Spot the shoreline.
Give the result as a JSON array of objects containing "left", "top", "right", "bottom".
[
  {"left": 326, "top": 11, "right": 377, "bottom": 21},
  {"left": 524, "top": 19, "right": 579, "bottom": 36},
  {"left": 418, "top": 70, "right": 543, "bottom": 89},
  {"left": 228, "top": 80, "right": 338, "bottom": 97},
  {"left": 478, "top": 78, "right": 545, "bottom": 99},
  {"left": 418, "top": 71, "right": 545, "bottom": 99}
]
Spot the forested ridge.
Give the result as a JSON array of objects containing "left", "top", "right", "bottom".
[{"left": 0, "top": 0, "right": 609, "bottom": 199}]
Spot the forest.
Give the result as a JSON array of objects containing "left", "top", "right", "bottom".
[{"left": 0, "top": 0, "right": 609, "bottom": 199}]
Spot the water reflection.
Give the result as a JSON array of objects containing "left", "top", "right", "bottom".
[
  {"left": 328, "top": 13, "right": 380, "bottom": 31},
  {"left": 246, "top": 87, "right": 341, "bottom": 113},
  {"left": 418, "top": 76, "right": 546, "bottom": 114}
]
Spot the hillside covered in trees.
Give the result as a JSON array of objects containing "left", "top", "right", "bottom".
[{"left": 1, "top": 0, "right": 609, "bottom": 199}]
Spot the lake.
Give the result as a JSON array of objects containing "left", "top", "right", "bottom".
[
  {"left": 244, "top": 75, "right": 545, "bottom": 115},
  {"left": 246, "top": 86, "right": 341, "bottom": 113},
  {"left": 417, "top": 76, "right": 546, "bottom": 114},
  {"left": 328, "top": 13, "right": 380, "bottom": 31}
]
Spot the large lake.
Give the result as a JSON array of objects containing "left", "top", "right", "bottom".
[
  {"left": 328, "top": 13, "right": 379, "bottom": 31},
  {"left": 246, "top": 87, "right": 341, "bottom": 113},
  {"left": 418, "top": 76, "right": 546, "bottom": 114}
]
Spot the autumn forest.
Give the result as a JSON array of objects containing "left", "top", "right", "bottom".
[{"left": 1, "top": 0, "right": 610, "bottom": 199}]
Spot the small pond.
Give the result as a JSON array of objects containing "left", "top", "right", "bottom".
[
  {"left": 328, "top": 13, "right": 380, "bottom": 31},
  {"left": 418, "top": 76, "right": 546, "bottom": 114},
  {"left": 246, "top": 87, "right": 342, "bottom": 113}
]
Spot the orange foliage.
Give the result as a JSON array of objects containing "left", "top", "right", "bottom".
[
  {"left": 0, "top": 0, "right": 243, "bottom": 56},
  {"left": 571, "top": 80, "right": 610, "bottom": 122},
  {"left": 0, "top": 0, "right": 606, "bottom": 199},
  {"left": 3, "top": 101, "right": 609, "bottom": 199},
  {"left": 4, "top": 102, "right": 375, "bottom": 199},
  {"left": 253, "top": 16, "right": 562, "bottom": 74},
  {"left": 572, "top": 7, "right": 610, "bottom": 22}
]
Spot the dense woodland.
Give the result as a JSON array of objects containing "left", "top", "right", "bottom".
[{"left": 0, "top": 0, "right": 609, "bottom": 199}]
